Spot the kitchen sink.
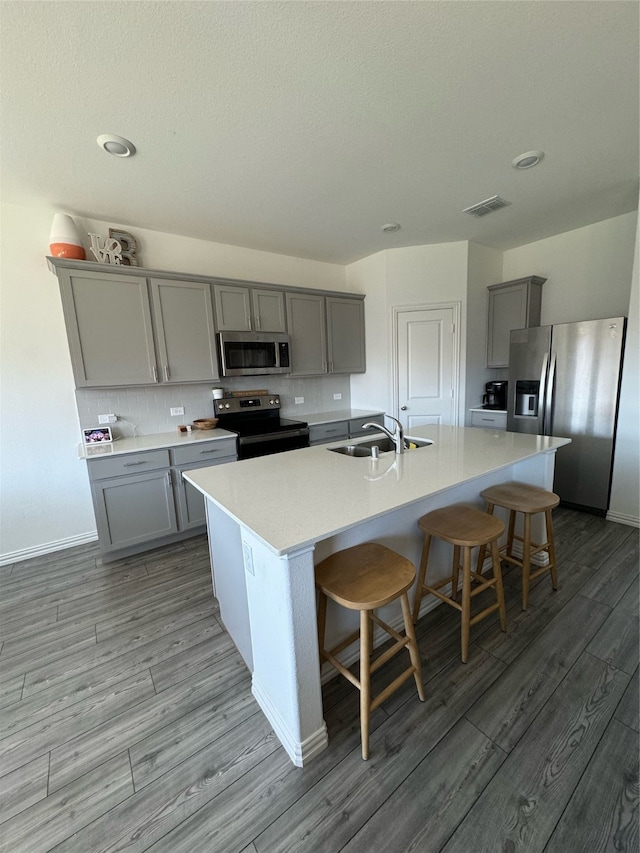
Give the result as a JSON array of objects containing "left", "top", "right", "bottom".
[{"left": 328, "top": 436, "right": 433, "bottom": 457}]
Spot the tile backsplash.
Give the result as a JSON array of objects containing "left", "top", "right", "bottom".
[{"left": 75, "top": 375, "right": 352, "bottom": 438}]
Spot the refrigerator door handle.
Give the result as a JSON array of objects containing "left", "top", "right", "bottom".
[
  {"left": 544, "top": 352, "right": 557, "bottom": 435},
  {"left": 538, "top": 351, "right": 548, "bottom": 432}
]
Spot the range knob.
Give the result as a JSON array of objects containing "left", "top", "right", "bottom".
[
  {"left": 274, "top": 397, "right": 280, "bottom": 404},
  {"left": 224, "top": 402, "right": 231, "bottom": 409}
]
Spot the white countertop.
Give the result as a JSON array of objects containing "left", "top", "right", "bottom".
[
  {"left": 469, "top": 407, "right": 507, "bottom": 414},
  {"left": 184, "top": 425, "right": 570, "bottom": 555},
  {"left": 78, "top": 427, "right": 237, "bottom": 459},
  {"left": 302, "top": 408, "right": 384, "bottom": 426}
]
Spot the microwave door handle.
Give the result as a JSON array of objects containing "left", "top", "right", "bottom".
[{"left": 544, "top": 352, "right": 556, "bottom": 435}]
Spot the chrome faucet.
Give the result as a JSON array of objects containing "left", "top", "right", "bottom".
[{"left": 362, "top": 416, "right": 406, "bottom": 454}]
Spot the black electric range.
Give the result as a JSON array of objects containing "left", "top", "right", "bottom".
[{"left": 213, "top": 394, "right": 309, "bottom": 460}]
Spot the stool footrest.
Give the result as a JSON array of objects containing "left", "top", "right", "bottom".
[
  {"left": 370, "top": 666, "right": 420, "bottom": 713},
  {"left": 370, "top": 635, "right": 411, "bottom": 674},
  {"left": 423, "top": 585, "right": 463, "bottom": 612},
  {"left": 469, "top": 600, "right": 501, "bottom": 626},
  {"left": 322, "top": 650, "right": 361, "bottom": 690}
]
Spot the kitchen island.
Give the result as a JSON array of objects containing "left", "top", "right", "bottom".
[{"left": 184, "top": 424, "right": 570, "bottom": 766}]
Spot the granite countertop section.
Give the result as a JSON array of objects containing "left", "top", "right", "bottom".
[
  {"left": 184, "top": 425, "right": 570, "bottom": 556},
  {"left": 303, "top": 408, "right": 385, "bottom": 426},
  {"left": 78, "top": 427, "right": 238, "bottom": 459}
]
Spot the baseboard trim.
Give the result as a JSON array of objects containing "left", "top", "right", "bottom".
[
  {"left": 0, "top": 531, "right": 99, "bottom": 567},
  {"left": 606, "top": 510, "right": 640, "bottom": 528},
  {"left": 252, "top": 675, "right": 328, "bottom": 767}
]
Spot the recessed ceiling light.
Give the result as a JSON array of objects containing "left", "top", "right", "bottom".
[
  {"left": 97, "top": 134, "right": 136, "bottom": 157},
  {"left": 381, "top": 223, "right": 401, "bottom": 233},
  {"left": 512, "top": 150, "right": 544, "bottom": 169}
]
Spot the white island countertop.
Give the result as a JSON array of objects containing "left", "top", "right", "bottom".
[
  {"left": 302, "top": 408, "right": 385, "bottom": 426},
  {"left": 185, "top": 425, "right": 570, "bottom": 556},
  {"left": 77, "top": 427, "right": 237, "bottom": 459}
]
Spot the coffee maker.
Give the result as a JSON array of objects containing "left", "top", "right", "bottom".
[{"left": 483, "top": 381, "right": 508, "bottom": 410}]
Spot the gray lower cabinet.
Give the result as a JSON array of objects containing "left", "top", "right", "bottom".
[
  {"left": 286, "top": 292, "right": 366, "bottom": 376},
  {"left": 308, "top": 413, "right": 385, "bottom": 446},
  {"left": 87, "top": 439, "right": 237, "bottom": 557},
  {"left": 470, "top": 409, "right": 507, "bottom": 430},
  {"left": 486, "top": 276, "right": 546, "bottom": 368},
  {"left": 309, "top": 421, "right": 349, "bottom": 445},
  {"left": 171, "top": 440, "right": 237, "bottom": 530}
]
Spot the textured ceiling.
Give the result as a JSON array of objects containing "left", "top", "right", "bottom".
[{"left": 1, "top": 1, "right": 638, "bottom": 264}]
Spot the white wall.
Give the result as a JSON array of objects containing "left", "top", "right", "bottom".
[
  {"left": 609, "top": 215, "right": 639, "bottom": 525},
  {"left": 502, "top": 212, "right": 637, "bottom": 325},
  {"left": 0, "top": 202, "right": 346, "bottom": 563},
  {"left": 465, "top": 242, "right": 505, "bottom": 419},
  {"left": 348, "top": 241, "right": 469, "bottom": 421}
]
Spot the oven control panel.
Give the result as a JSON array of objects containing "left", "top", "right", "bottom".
[{"left": 214, "top": 394, "right": 280, "bottom": 414}]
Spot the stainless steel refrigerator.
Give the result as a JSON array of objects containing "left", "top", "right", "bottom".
[{"left": 507, "top": 317, "right": 626, "bottom": 513}]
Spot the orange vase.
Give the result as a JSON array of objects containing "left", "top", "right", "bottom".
[{"left": 49, "top": 214, "right": 86, "bottom": 260}]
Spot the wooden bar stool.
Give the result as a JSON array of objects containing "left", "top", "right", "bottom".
[
  {"left": 477, "top": 481, "right": 560, "bottom": 610},
  {"left": 315, "top": 542, "right": 425, "bottom": 760},
  {"left": 412, "top": 505, "right": 507, "bottom": 663}
]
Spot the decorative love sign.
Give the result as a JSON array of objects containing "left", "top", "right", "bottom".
[
  {"left": 109, "top": 228, "right": 140, "bottom": 266},
  {"left": 88, "top": 228, "right": 141, "bottom": 266},
  {"left": 89, "top": 233, "right": 122, "bottom": 264}
]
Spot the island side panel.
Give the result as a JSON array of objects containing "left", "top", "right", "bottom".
[
  {"left": 242, "top": 530, "right": 328, "bottom": 767},
  {"left": 205, "top": 500, "right": 253, "bottom": 670}
]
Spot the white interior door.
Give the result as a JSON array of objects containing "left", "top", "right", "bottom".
[{"left": 395, "top": 304, "right": 459, "bottom": 429}]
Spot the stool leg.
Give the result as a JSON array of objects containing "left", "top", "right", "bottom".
[
  {"left": 546, "top": 509, "right": 558, "bottom": 591},
  {"left": 360, "top": 609, "right": 372, "bottom": 760},
  {"left": 476, "top": 502, "right": 495, "bottom": 576},
  {"left": 452, "top": 545, "right": 461, "bottom": 601},
  {"left": 400, "top": 592, "right": 425, "bottom": 701},
  {"left": 522, "top": 512, "right": 532, "bottom": 610},
  {"left": 413, "top": 533, "right": 432, "bottom": 623},
  {"left": 317, "top": 591, "right": 327, "bottom": 668},
  {"left": 460, "top": 546, "right": 471, "bottom": 664},
  {"left": 506, "top": 509, "right": 516, "bottom": 560},
  {"left": 491, "top": 539, "right": 507, "bottom": 632}
]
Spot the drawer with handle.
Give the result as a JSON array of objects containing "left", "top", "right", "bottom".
[
  {"left": 309, "top": 421, "right": 349, "bottom": 445},
  {"left": 470, "top": 410, "right": 507, "bottom": 430},
  {"left": 87, "top": 449, "right": 171, "bottom": 480},
  {"left": 171, "top": 439, "right": 237, "bottom": 466}
]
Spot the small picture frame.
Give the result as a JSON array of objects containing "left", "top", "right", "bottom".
[{"left": 83, "top": 426, "right": 113, "bottom": 444}]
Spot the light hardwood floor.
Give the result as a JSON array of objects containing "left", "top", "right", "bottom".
[{"left": 0, "top": 507, "right": 638, "bottom": 852}]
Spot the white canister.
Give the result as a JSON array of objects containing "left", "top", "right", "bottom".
[{"left": 212, "top": 388, "right": 224, "bottom": 399}]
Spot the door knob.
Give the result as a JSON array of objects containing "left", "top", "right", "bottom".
[{"left": 400, "top": 405, "right": 408, "bottom": 411}]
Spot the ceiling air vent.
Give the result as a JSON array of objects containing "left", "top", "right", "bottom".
[{"left": 463, "top": 195, "right": 511, "bottom": 217}]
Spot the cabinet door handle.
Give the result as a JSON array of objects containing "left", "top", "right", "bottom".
[
  {"left": 255, "top": 315, "right": 260, "bottom": 330},
  {"left": 164, "top": 365, "right": 170, "bottom": 381},
  {"left": 124, "top": 460, "right": 147, "bottom": 466},
  {"left": 200, "top": 449, "right": 220, "bottom": 454},
  {"left": 152, "top": 365, "right": 158, "bottom": 383}
]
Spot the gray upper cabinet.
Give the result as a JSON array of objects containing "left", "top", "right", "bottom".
[
  {"left": 214, "top": 283, "right": 286, "bottom": 332},
  {"left": 286, "top": 292, "right": 327, "bottom": 375},
  {"left": 486, "top": 276, "right": 546, "bottom": 368},
  {"left": 58, "top": 267, "right": 157, "bottom": 387},
  {"left": 150, "top": 278, "right": 219, "bottom": 382},
  {"left": 286, "top": 292, "right": 366, "bottom": 376},
  {"left": 326, "top": 297, "right": 366, "bottom": 373}
]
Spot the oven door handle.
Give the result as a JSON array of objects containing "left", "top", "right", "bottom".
[{"left": 240, "top": 428, "right": 309, "bottom": 445}]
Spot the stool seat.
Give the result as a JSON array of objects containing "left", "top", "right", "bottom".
[
  {"left": 316, "top": 542, "right": 415, "bottom": 610},
  {"left": 316, "top": 542, "right": 425, "bottom": 760},
  {"left": 413, "top": 504, "right": 507, "bottom": 663},
  {"left": 418, "top": 505, "right": 504, "bottom": 546},
  {"left": 478, "top": 481, "right": 560, "bottom": 610},
  {"left": 480, "top": 481, "right": 560, "bottom": 514}
]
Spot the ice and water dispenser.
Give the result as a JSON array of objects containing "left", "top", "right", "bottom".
[{"left": 515, "top": 380, "right": 539, "bottom": 417}]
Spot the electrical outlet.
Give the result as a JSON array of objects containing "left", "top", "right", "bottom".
[
  {"left": 294, "top": 397, "right": 304, "bottom": 404},
  {"left": 98, "top": 414, "right": 117, "bottom": 424},
  {"left": 333, "top": 393, "right": 342, "bottom": 400},
  {"left": 170, "top": 407, "right": 184, "bottom": 416}
]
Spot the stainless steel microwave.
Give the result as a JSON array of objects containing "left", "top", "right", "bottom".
[{"left": 217, "top": 331, "right": 291, "bottom": 376}]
